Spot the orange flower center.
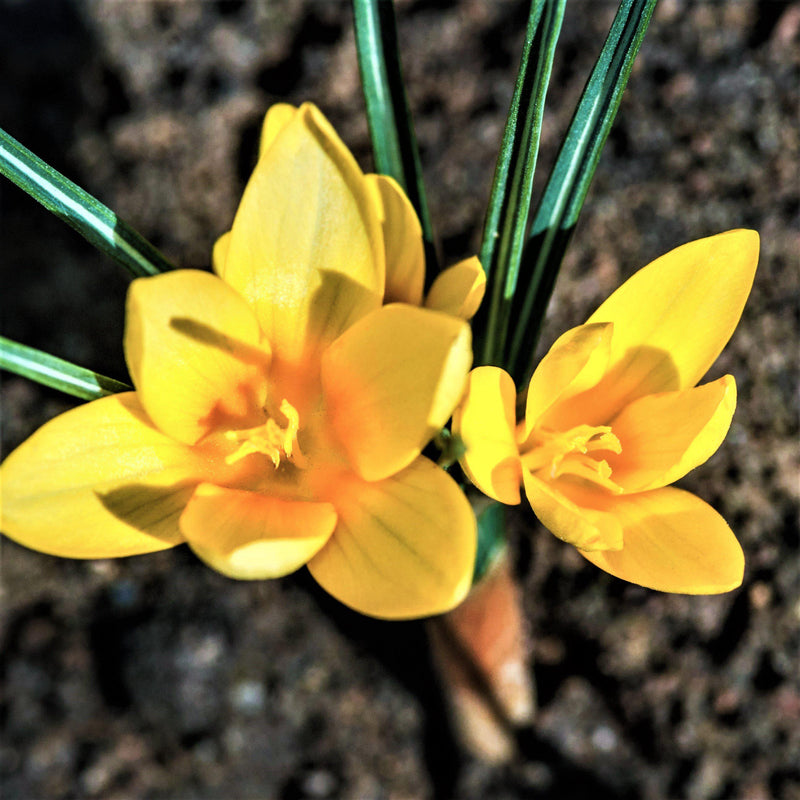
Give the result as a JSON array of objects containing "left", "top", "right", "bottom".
[
  {"left": 520, "top": 423, "right": 622, "bottom": 493},
  {"left": 224, "top": 398, "right": 308, "bottom": 470}
]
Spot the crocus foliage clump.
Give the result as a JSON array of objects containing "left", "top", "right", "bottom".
[
  {"left": 454, "top": 230, "right": 759, "bottom": 593},
  {"left": 0, "top": 103, "right": 482, "bottom": 620}
]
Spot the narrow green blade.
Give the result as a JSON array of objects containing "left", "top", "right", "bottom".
[
  {"left": 353, "top": 0, "right": 438, "bottom": 280},
  {"left": 507, "top": 0, "right": 658, "bottom": 384},
  {"left": 472, "top": 499, "right": 507, "bottom": 584},
  {"left": 0, "top": 128, "right": 175, "bottom": 279},
  {"left": 0, "top": 337, "right": 130, "bottom": 401},
  {"left": 476, "top": 0, "right": 566, "bottom": 366}
]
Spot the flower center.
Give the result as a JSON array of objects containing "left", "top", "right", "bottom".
[
  {"left": 520, "top": 423, "right": 622, "bottom": 493},
  {"left": 224, "top": 398, "right": 308, "bottom": 469}
]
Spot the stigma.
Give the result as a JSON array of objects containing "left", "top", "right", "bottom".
[
  {"left": 224, "top": 398, "right": 308, "bottom": 469},
  {"left": 521, "top": 423, "right": 623, "bottom": 493}
]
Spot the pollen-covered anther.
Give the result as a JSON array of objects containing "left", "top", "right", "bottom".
[
  {"left": 224, "top": 398, "right": 308, "bottom": 468},
  {"left": 521, "top": 423, "right": 622, "bottom": 492}
]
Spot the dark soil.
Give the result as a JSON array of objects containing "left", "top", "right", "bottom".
[{"left": 1, "top": 1, "right": 798, "bottom": 798}]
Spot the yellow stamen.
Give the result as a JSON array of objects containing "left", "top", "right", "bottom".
[
  {"left": 278, "top": 398, "right": 300, "bottom": 458},
  {"left": 521, "top": 424, "right": 623, "bottom": 492},
  {"left": 224, "top": 398, "right": 307, "bottom": 468}
]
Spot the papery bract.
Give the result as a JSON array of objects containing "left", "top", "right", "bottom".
[
  {"left": 454, "top": 230, "right": 759, "bottom": 593},
  {"left": 0, "top": 103, "right": 479, "bottom": 620}
]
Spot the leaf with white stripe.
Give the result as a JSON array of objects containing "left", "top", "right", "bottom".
[
  {"left": 0, "top": 336, "right": 130, "bottom": 401},
  {"left": 1, "top": 127, "right": 175, "bottom": 278}
]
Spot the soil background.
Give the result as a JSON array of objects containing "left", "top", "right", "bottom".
[{"left": 1, "top": 1, "right": 798, "bottom": 799}]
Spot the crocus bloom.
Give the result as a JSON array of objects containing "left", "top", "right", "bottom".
[
  {"left": 215, "top": 104, "right": 487, "bottom": 321},
  {"left": 0, "top": 103, "right": 479, "bottom": 620},
  {"left": 454, "top": 230, "right": 759, "bottom": 593}
]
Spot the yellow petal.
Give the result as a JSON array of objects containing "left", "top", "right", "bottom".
[
  {"left": 321, "top": 304, "right": 472, "bottom": 482},
  {"left": 221, "top": 102, "right": 384, "bottom": 364},
  {"left": 125, "top": 269, "right": 270, "bottom": 445},
  {"left": 308, "top": 457, "right": 476, "bottom": 619},
  {"left": 0, "top": 393, "right": 209, "bottom": 558},
  {"left": 211, "top": 106, "right": 305, "bottom": 277},
  {"left": 607, "top": 375, "right": 737, "bottom": 492},
  {"left": 524, "top": 323, "right": 613, "bottom": 436},
  {"left": 366, "top": 174, "right": 425, "bottom": 306},
  {"left": 452, "top": 366, "right": 521, "bottom": 504},
  {"left": 180, "top": 483, "right": 336, "bottom": 579},
  {"left": 212, "top": 230, "right": 231, "bottom": 275},
  {"left": 584, "top": 230, "right": 759, "bottom": 412},
  {"left": 522, "top": 470, "right": 623, "bottom": 552},
  {"left": 578, "top": 487, "right": 744, "bottom": 593},
  {"left": 425, "top": 257, "right": 487, "bottom": 320},
  {"left": 258, "top": 102, "right": 299, "bottom": 159}
]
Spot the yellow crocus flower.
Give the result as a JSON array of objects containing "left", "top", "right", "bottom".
[
  {"left": 454, "top": 230, "right": 759, "bottom": 594},
  {"left": 214, "top": 103, "right": 487, "bottom": 322},
  {"left": 0, "top": 103, "right": 478, "bottom": 620}
]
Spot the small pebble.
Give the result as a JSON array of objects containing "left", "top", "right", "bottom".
[
  {"left": 230, "top": 680, "right": 266, "bottom": 716},
  {"left": 302, "top": 768, "right": 337, "bottom": 798}
]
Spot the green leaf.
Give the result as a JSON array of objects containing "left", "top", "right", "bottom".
[
  {"left": 472, "top": 499, "right": 508, "bottom": 585},
  {"left": 353, "top": 0, "right": 438, "bottom": 280},
  {"left": 507, "top": 0, "right": 658, "bottom": 385},
  {"left": 0, "top": 127, "right": 175, "bottom": 279},
  {"left": 0, "top": 337, "right": 130, "bottom": 401},
  {"left": 476, "top": 0, "right": 566, "bottom": 367}
]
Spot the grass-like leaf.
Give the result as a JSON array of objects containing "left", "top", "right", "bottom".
[
  {"left": 477, "top": 0, "right": 566, "bottom": 367},
  {"left": 353, "top": 0, "right": 438, "bottom": 280},
  {"left": 507, "top": 0, "right": 658, "bottom": 384},
  {"left": 473, "top": 500, "right": 507, "bottom": 584},
  {"left": 0, "top": 337, "right": 130, "bottom": 401},
  {"left": 0, "top": 127, "right": 175, "bottom": 279}
]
